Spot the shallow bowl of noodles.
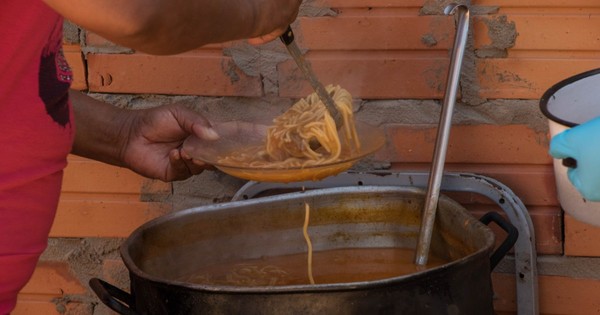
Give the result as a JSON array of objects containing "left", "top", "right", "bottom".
[{"left": 182, "top": 120, "right": 385, "bottom": 183}]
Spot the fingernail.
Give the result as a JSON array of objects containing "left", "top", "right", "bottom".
[{"left": 205, "top": 127, "right": 219, "bottom": 140}]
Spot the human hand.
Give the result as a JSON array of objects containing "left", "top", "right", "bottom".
[
  {"left": 549, "top": 116, "right": 600, "bottom": 201},
  {"left": 246, "top": 0, "right": 302, "bottom": 45},
  {"left": 120, "top": 103, "right": 219, "bottom": 181}
]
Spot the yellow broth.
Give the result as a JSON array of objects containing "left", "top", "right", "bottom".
[{"left": 177, "top": 247, "right": 448, "bottom": 286}]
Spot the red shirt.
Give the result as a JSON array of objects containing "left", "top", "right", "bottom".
[
  {"left": 0, "top": 1, "right": 74, "bottom": 187},
  {"left": 0, "top": 1, "right": 74, "bottom": 313}
]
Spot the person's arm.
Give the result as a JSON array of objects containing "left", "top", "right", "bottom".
[
  {"left": 43, "top": 0, "right": 302, "bottom": 55},
  {"left": 70, "top": 91, "right": 132, "bottom": 167},
  {"left": 70, "top": 90, "right": 218, "bottom": 181}
]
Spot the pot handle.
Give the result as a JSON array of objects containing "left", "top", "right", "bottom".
[
  {"left": 479, "top": 211, "right": 519, "bottom": 270},
  {"left": 89, "top": 278, "right": 138, "bottom": 315}
]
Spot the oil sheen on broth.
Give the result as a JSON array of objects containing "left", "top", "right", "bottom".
[{"left": 177, "top": 248, "right": 448, "bottom": 286}]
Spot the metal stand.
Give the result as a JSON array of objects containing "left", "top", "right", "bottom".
[{"left": 232, "top": 171, "right": 539, "bottom": 315}]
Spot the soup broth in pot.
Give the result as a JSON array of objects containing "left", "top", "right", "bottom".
[{"left": 177, "top": 247, "right": 448, "bottom": 286}]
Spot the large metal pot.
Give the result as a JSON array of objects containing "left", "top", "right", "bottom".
[{"left": 90, "top": 186, "right": 516, "bottom": 315}]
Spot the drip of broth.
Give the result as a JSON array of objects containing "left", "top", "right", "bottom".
[{"left": 176, "top": 247, "right": 448, "bottom": 286}]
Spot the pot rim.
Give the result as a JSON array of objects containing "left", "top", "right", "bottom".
[
  {"left": 539, "top": 67, "right": 600, "bottom": 128},
  {"left": 120, "top": 185, "right": 496, "bottom": 293}
]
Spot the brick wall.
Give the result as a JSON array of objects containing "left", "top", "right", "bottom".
[{"left": 13, "top": 0, "right": 600, "bottom": 314}]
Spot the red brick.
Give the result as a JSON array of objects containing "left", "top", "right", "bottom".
[
  {"left": 12, "top": 300, "right": 61, "bottom": 315},
  {"left": 279, "top": 56, "right": 449, "bottom": 99},
  {"left": 564, "top": 213, "right": 600, "bottom": 257},
  {"left": 86, "top": 52, "right": 262, "bottom": 96},
  {"left": 50, "top": 199, "right": 170, "bottom": 238},
  {"left": 474, "top": 15, "right": 600, "bottom": 51},
  {"left": 390, "top": 162, "right": 558, "bottom": 207},
  {"left": 277, "top": 13, "right": 459, "bottom": 100},
  {"left": 477, "top": 58, "right": 600, "bottom": 100},
  {"left": 64, "top": 156, "right": 148, "bottom": 195},
  {"left": 472, "top": 0, "right": 600, "bottom": 7},
  {"left": 13, "top": 299, "right": 91, "bottom": 315},
  {"left": 320, "top": 0, "right": 600, "bottom": 9},
  {"left": 492, "top": 273, "right": 600, "bottom": 314},
  {"left": 62, "top": 44, "right": 87, "bottom": 91},
  {"left": 450, "top": 164, "right": 557, "bottom": 207},
  {"left": 57, "top": 156, "right": 173, "bottom": 238},
  {"left": 297, "top": 15, "right": 454, "bottom": 50},
  {"left": 526, "top": 206, "right": 563, "bottom": 255},
  {"left": 20, "top": 261, "right": 86, "bottom": 295},
  {"left": 318, "top": 0, "right": 425, "bottom": 7},
  {"left": 14, "top": 261, "right": 87, "bottom": 314},
  {"left": 85, "top": 31, "right": 227, "bottom": 50},
  {"left": 65, "top": 156, "right": 172, "bottom": 198},
  {"left": 383, "top": 121, "right": 558, "bottom": 209},
  {"left": 383, "top": 124, "right": 551, "bottom": 165}
]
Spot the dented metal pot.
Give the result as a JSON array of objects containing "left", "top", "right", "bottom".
[{"left": 90, "top": 186, "right": 516, "bottom": 315}]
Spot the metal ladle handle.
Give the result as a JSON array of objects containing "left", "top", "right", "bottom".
[{"left": 414, "top": 3, "right": 470, "bottom": 266}]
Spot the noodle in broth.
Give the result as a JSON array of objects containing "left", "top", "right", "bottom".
[{"left": 303, "top": 202, "right": 315, "bottom": 284}]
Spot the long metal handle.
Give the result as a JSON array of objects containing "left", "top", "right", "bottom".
[
  {"left": 280, "top": 26, "right": 343, "bottom": 127},
  {"left": 415, "top": 4, "right": 470, "bottom": 266}
]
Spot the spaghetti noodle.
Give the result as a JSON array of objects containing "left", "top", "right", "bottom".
[
  {"left": 303, "top": 202, "right": 315, "bottom": 284},
  {"left": 217, "top": 85, "right": 360, "bottom": 168}
]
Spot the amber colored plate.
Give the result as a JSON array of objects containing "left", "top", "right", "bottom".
[{"left": 182, "top": 120, "right": 385, "bottom": 183}]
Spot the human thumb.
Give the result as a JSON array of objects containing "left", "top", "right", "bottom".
[{"left": 172, "top": 104, "right": 219, "bottom": 140}]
